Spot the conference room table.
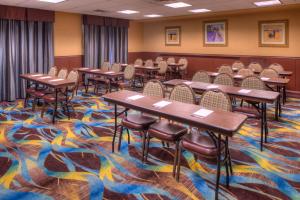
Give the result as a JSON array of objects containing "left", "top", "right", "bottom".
[
  {"left": 164, "top": 79, "right": 280, "bottom": 151},
  {"left": 77, "top": 68, "right": 124, "bottom": 93},
  {"left": 230, "top": 67, "right": 293, "bottom": 78},
  {"left": 20, "top": 73, "right": 76, "bottom": 123},
  {"left": 207, "top": 71, "right": 289, "bottom": 104},
  {"left": 103, "top": 90, "right": 247, "bottom": 200}
]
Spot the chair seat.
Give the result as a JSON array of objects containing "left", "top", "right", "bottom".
[
  {"left": 34, "top": 89, "right": 54, "bottom": 98},
  {"left": 233, "top": 106, "right": 260, "bottom": 118},
  {"left": 93, "top": 77, "right": 109, "bottom": 84},
  {"left": 42, "top": 94, "right": 66, "bottom": 103},
  {"left": 181, "top": 132, "right": 225, "bottom": 158},
  {"left": 122, "top": 114, "right": 157, "bottom": 130},
  {"left": 148, "top": 120, "right": 187, "bottom": 142}
]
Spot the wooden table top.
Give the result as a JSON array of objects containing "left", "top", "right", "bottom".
[
  {"left": 230, "top": 67, "right": 293, "bottom": 76},
  {"left": 207, "top": 72, "right": 290, "bottom": 86},
  {"left": 164, "top": 79, "right": 280, "bottom": 104},
  {"left": 168, "top": 63, "right": 184, "bottom": 67},
  {"left": 103, "top": 90, "right": 247, "bottom": 137},
  {"left": 20, "top": 74, "right": 75, "bottom": 88},
  {"left": 77, "top": 68, "right": 123, "bottom": 77},
  {"left": 134, "top": 65, "right": 160, "bottom": 71}
]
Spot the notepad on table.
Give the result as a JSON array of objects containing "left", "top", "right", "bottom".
[
  {"left": 91, "top": 69, "right": 100, "bottom": 72},
  {"left": 183, "top": 81, "right": 193, "bottom": 85},
  {"left": 212, "top": 72, "right": 219, "bottom": 76},
  {"left": 234, "top": 75, "right": 243, "bottom": 78},
  {"left": 127, "top": 95, "right": 144, "bottom": 101},
  {"left": 49, "top": 79, "right": 64, "bottom": 82},
  {"left": 207, "top": 85, "right": 219, "bottom": 89},
  {"left": 38, "top": 76, "right": 52, "bottom": 79},
  {"left": 153, "top": 101, "right": 172, "bottom": 108},
  {"left": 232, "top": 68, "right": 238, "bottom": 71},
  {"left": 192, "top": 109, "right": 213, "bottom": 118},
  {"left": 261, "top": 77, "right": 270, "bottom": 81},
  {"left": 105, "top": 71, "right": 115, "bottom": 74},
  {"left": 238, "top": 89, "right": 251, "bottom": 94},
  {"left": 31, "top": 74, "right": 43, "bottom": 77}
]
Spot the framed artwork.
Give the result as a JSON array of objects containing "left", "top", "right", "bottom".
[
  {"left": 203, "top": 20, "right": 228, "bottom": 46},
  {"left": 259, "top": 20, "right": 289, "bottom": 47},
  {"left": 165, "top": 26, "right": 181, "bottom": 46}
]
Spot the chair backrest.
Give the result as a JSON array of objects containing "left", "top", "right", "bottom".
[
  {"left": 158, "top": 61, "right": 168, "bottom": 74},
  {"left": 155, "top": 56, "right": 163, "bottom": 63},
  {"left": 214, "top": 73, "right": 234, "bottom": 86},
  {"left": 218, "top": 65, "right": 233, "bottom": 75},
  {"left": 134, "top": 58, "right": 143, "bottom": 66},
  {"left": 57, "top": 69, "right": 68, "bottom": 79},
  {"left": 48, "top": 66, "right": 57, "bottom": 76},
  {"left": 124, "top": 65, "right": 135, "bottom": 80},
  {"left": 101, "top": 62, "right": 110, "bottom": 71},
  {"left": 232, "top": 61, "right": 245, "bottom": 71},
  {"left": 66, "top": 70, "right": 79, "bottom": 98},
  {"left": 144, "top": 59, "right": 154, "bottom": 67},
  {"left": 260, "top": 68, "right": 278, "bottom": 78},
  {"left": 143, "top": 80, "right": 165, "bottom": 98},
  {"left": 178, "top": 58, "right": 188, "bottom": 70},
  {"left": 167, "top": 57, "right": 175, "bottom": 65},
  {"left": 248, "top": 62, "right": 263, "bottom": 73},
  {"left": 192, "top": 71, "right": 210, "bottom": 83},
  {"left": 269, "top": 63, "right": 284, "bottom": 73},
  {"left": 237, "top": 68, "right": 254, "bottom": 77},
  {"left": 170, "top": 84, "right": 196, "bottom": 104},
  {"left": 111, "top": 63, "right": 121, "bottom": 73},
  {"left": 241, "top": 75, "right": 265, "bottom": 90},
  {"left": 200, "top": 90, "right": 232, "bottom": 112}
]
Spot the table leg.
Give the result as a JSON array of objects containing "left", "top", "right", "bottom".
[
  {"left": 283, "top": 86, "right": 286, "bottom": 105},
  {"left": 82, "top": 73, "right": 87, "bottom": 93},
  {"left": 263, "top": 103, "right": 268, "bottom": 143},
  {"left": 215, "top": 133, "right": 222, "bottom": 200},
  {"left": 112, "top": 104, "right": 118, "bottom": 153},
  {"left": 53, "top": 88, "right": 58, "bottom": 124},
  {"left": 260, "top": 103, "right": 265, "bottom": 151}
]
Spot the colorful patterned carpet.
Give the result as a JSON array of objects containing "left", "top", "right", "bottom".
[{"left": 0, "top": 90, "right": 299, "bottom": 200}]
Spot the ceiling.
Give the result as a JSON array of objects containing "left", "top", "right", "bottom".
[{"left": 0, "top": 0, "right": 300, "bottom": 20}]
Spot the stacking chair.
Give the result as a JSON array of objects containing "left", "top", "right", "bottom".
[
  {"left": 248, "top": 62, "right": 263, "bottom": 73},
  {"left": 237, "top": 68, "right": 254, "bottom": 77},
  {"left": 41, "top": 70, "right": 79, "bottom": 121},
  {"left": 111, "top": 63, "right": 121, "bottom": 73},
  {"left": 178, "top": 58, "right": 188, "bottom": 79},
  {"left": 166, "top": 57, "right": 176, "bottom": 79},
  {"left": 86, "top": 62, "right": 110, "bottom": 93},
  {"left": 134, "top": 58, "right": 143, "bottom": 66},
  {"left": 214, "top": 73, "right": 234, "bottom": 86},
  {"left": 175, "top": 90, "right": 233, "bottom": 197},
  {"left": 101, "top": 62, "right": 111, "bottom": 71},
  {"left": 144, "top": 84, "right": 195, "bottom": 177},
  {"left": 218, "top": 65, "right": 233, "bottom": 75},
  {"left": 232, "top": 61, "right": 245, "bottom": 71},
  {"left": 192, "top": 71, "right": 211, "bottom": 83},
  {"left": 116, "top": 80, "right": 165, "bottom": 160},
  {"left": 260, "top": 68, "right": 278, "bottom": 78},
  {"left": 269, "top": 63, "right": 284, "bottom": 73},
  {"left": 48, "top": 66, "right": 58, "bottom": 76},
  {"left": 144, "top": 59, "right": 154, "bottom": 67},
  {"left": 167, "top": 57, "right": 175, "bottom": 65},
  {"left": 155, "top": 56, "right": 163, "bottom": 63},
  {"left": 57, "top": 69, "right": 68, "bottom": 79},
  {"left": 155, "top": 61, "right": 168, "bottom": 81},
  {"left": 111, "top": 65, "right": 136, "bottom": 90}
]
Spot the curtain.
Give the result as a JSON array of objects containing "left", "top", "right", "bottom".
[
  {"left": 0, "top": 19, "right": 54, "bottom": 101},
  {"left": 84, "top": 24, "right": 128, "bottom": 67}
]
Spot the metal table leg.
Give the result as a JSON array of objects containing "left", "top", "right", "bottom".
[
  {"left": 215, "top": 133, "right": 222, "bottom": 200},
  {"left": 52, "top": 88, "right": 58, "bottom": 124}
]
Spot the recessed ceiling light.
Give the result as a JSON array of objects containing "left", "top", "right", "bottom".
[
  {"left": 189, "top": 9, "right": 211, "bottom": 13},
  {"left": 254, "top": 0, "right": 281, "bottom": 7},
  {"left": 39, "top": 0, "right": 65, "bottom": 3},
  {"left": 165, "top": 2, "right": 192, "bottom": 8},
  {"left": 117, "top": 10, "right": 139, "bottom": 14},
  {"left": 144, "top": 14, "right": 163, "bottom": 18}
]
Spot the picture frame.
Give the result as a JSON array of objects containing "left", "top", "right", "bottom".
[
  {"left": 165, "top": 26, "right": 181, "bottom": 46},
  {"left": 203, "top": 20, "right": 228, "bottom": 47},
  {"left": 258, "top": 20, "right": 289, "bottom": 47}
]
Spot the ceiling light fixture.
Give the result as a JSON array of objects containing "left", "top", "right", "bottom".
[
  {"left": 39, "top": 0, "right": 65, "bottom": 3},
  {"left": 165, "top": 2, "right": 192, "bottom": 8},
  {"left": 189, "top": 9, "right": 211, "bottom": 13},
  {"left": 144, "top": 14, "right": 163, "bottom": 18},
  {"left": 254, "top": 0, "right": 281, "bottom": 7},
  {"left": 117, "top": 10, "right": 139, "bottom": 14}
]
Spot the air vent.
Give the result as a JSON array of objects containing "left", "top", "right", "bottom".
[{"left": 93, "top": 9, "right": 107, "bottom": 13}]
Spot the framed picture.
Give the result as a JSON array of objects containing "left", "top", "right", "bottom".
[
  {"left": 165, "top": 26, "right": 181, "bottom": 46},
  {"left": 259, "top": 20, "right": 289, "bottom": 47},
  {"left": 203, "top": 20, "right": 228, "bottom": 46}
]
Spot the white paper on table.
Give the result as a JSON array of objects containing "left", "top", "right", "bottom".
[
  {"left": 207, "top": 85, "right": 219, "bottom": 89},
  {"left": 80, "top": 68, "right": 89, "bottom": 70},
  {"left": 212, "top": 72, "right": 219, "bottom": 76},
  {"left": 31, "top": 74, "right": 43, "bottom": 77},
  {"left": 234, "top": 75, "right": 243, "bottom": 78},
  {"left": 183, "top": 81, "right": 193, "bottom": 85},
  {"left": 261, "top": 77, "right": 270, "bottom": 81},
  {"left": 49, "top": 79, "right": 64, "bottom": 82},
  {"left": 91, "top": 69, "right": 100, "bottom": 72},
  {"left": 105, "top": 71, "right": 115, "bottom": 74},
  {"left": 232, "top": 68, "right": 238, "bottom": 71},
  {"left": 238, "top": 89, "right": 251, "bottom": 94},
  {"left": 192, "top": 109, "right": 213, "bottom": 118},
  {"left": 134, "top": 65, "right": 140, "bottom": 67},
  {"left": 153, "top": 101, "right": 172, "bottom": 108},
  {"left": 38, "top": 76, "right": 52, "bottom": 79},
  {"left": 126, "top": 95, "right": 144, "bottom": 101}
]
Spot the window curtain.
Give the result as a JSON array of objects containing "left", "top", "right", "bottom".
[
  {"left": 0, "top": 19, "right": 54, "bottom": 101},
  {"left": 83, "top": 23, "right": 128, "bottom": 67}
]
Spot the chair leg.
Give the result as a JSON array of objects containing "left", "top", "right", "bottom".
[
  {"left": 176, "top": 144, "right": 182, "bottom": 182},
  {"left": 41, "top": 103, "right": 47, "bottom": 118},
  {"left": 144, "top": 134, "right": 151, "bottom": 162},
  {"left": 225, "top": 160, "right": 230, "bottom": 187},
  {"left": 118, "top": 126, "right": 124, "bottom": 151},
  {"left": 66, "top": 103, "right": 70, "bottom": 120},
  {"left": 24, "top": 94, "right": 29, "bottom": 108},
  {"left": 240, "top": 99, "right": 244, "bottom": 107},
  {"left": 141, "top": 131, "right": 147, "bottom": 162},
  {"left": 32, "top": 97, "right": 37, "bottom": 111},
  {"left": 162, "top": 141, "right": 165, "bottom": 147},
  {"left": 126, "top": 128, "right": 130, "bottom": 144},
  {"left": 173, "top": 140, "right": 180, "bottom": 178}
]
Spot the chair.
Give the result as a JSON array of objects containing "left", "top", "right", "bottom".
[
  {"left": 134, "top": 58, "right": 143, "bottom": 66},
  {"left": 144, "top": 59, "right": 154, "bottom": 67},
  {"left": 269, "top": 63, "right": 284, "bottom": 73},
  {"left": 248, "top": 62, "right": 263, "bottom": 73},
  {"left": 178, "top": 58, "right": 188, "bottom": 78},
  {"left": 218, "top": 65, "right": 233, "bottom": 75},
  {"left": 214, "top": 73, "right": 234, "bottom": 86},
  {"left": 232, "top": 61, "right": 244, "bottom": 71},
  {"left": 167, "top": 57, "right": 175, "bottom": 65},
  {"left": 260, "top": 68, "right": 278, "bottom": 78},
  {"left": 144, "top": 84, "right": 195, "bottom": 177},
  {"left": 237, "top": 68, "right": 254, "bottom": 77},
  {"left": 111, "top": 63, "right": 121, "bottom": 73},
  {"left": 48, "top": 66, "right": 58, "bottom": 76},
  {"left": 116, "top": 80, "right": 165, "bottom": 159},
  {"left": 155, "top": 56, "right": 163, "bottom": 63},
  {"left": 192, "top": 71, "right": 211, "bottom": 83},
  {"left": 41, "top": 70, "right": 79, "bottom": 121},
  {"left": 101, "top": 62, "right": 111, "bottom": 71},
  {"left": 57, "top": 69, "right": 68, "bottom": 79},
  {"left": 111, "top": 65, "right": 136, "bottom": 90},
  {"left": 175, "top": 90, "right": 233, "bottom": 197},
  {"left": 155, "top": 61, "right": 168, "bottom": 81}
]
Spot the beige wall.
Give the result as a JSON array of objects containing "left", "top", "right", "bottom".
[
  {"left": 54, "top": 12, "right": 83, "bottom": 56},
  {"left": 140, "top": 8, "right": 300, "bottom": 57},
  {"left": 128, "top": 21, "right": 144, "bottom": 52}
]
